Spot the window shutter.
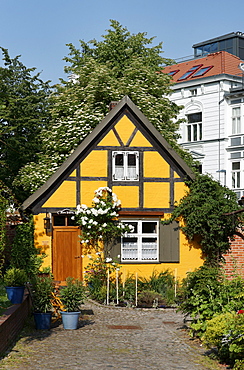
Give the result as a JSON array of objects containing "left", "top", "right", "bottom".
[
  {"left": 104, "top": 238, "right": 121, "bottom": 263},
  {"left": 159, "top": 221, "right": 179, "bottom": 263}
]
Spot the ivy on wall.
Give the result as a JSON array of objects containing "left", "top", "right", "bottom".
[{"left": 163, "top": 174, "right": 243, "bottom": 265}]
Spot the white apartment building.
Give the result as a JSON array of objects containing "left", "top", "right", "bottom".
[{"left": 164, "top": 33, "right": 244, "bottom": 199}]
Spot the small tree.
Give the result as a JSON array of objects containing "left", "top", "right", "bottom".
[
  {"left": 163, "top": 174, "right": 243, "bottom": 265},
  {"left": 0, "top": 48, "right": 52, "bottom": 201},
  {"left": 17, "top": 20, "right": 193, "bottom": 194},
  {"left": 10, "top": 216, "right": 45, "bottom": 279}
]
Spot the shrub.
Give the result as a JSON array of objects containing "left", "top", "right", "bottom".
[
  {"left": 137, "top": 290, "right": 165, "bottom": 308},
  {"left": 32, "top": 275, "right": 54, "bottom": 313},
  {"left": 3, "top": 267, "right": 27, "bottom": 287},
  {"left": 178, "top": 265, "right": 244, "bottom": 337},
  {"left": 84, "top": 254, "right": 121, "bottom": 303},
  {"left": 10, "top": 217, "right": 46, "bottom": 279},
  {"left": 138, "top": 270, "right": 176, "bottom": 305},
  {"left": 203, "top": 312, "right": 244, "bottom": 365},
  {"left": 60, "top": 277, "right": 85, "bottom": 312}
]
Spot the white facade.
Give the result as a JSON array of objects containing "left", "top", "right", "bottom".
[{"left": 169, "top": 73, "right": 244, "bottom": 197}]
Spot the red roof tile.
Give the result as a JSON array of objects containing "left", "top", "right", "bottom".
[{"left": 163, "top": 52, "right": 243, "bottom": 82}]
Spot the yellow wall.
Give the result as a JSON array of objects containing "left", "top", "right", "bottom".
[
  {"left": 144, "top": 152, "right": 170, "bottom": 178},
  {"left": 33, "top": 214, "right": 52, "bottom": 270},
  {"left": 112, "top": 186, "right": 139, "bottom": 208},
  {"left": 35, "top": 113, "right": 203, "bottom": 280},
  {"left": 80, "top": 150, "right": 107, "bottom": 177},
  {"left": 43, "top": 181, "right": 76, "bottom": 208}
]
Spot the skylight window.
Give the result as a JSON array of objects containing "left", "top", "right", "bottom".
[
  {"left": 168, "top": 70, "right": 179, "bottom": 76},
  {"left": 191, "top": 66, "right": 213, "bottom": 77},
  {"left": 177, "top": 65, "right": 203, "bottom": 81}
]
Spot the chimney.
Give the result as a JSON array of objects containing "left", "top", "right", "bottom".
[{"left": 109, "top": 101, "right": 119, "bottom": 111}]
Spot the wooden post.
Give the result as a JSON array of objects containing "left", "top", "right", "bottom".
[
  {"left": 116, "top": 269, "right": 119, "bottom": 305},
  {"left": 174, "top": 268, "right": 177, "bottom": 297},
  {"left": 107, "top": 269, "right": 110, "bottom": 305},
  {"left": 135, "top": 272, "right": 138, "bottom": 307}
]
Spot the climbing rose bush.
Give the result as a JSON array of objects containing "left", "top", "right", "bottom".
[{"left": 74, "top": 187, "right": 133, "bottom": 251}]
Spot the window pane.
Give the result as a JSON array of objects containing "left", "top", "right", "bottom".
[
  {"left": 126, "top": 222, "right": 138, "bottom": 234},
  {"left": 199, "top": 123, "right": 202, "bottom": 140},
  {"left": 193, "top": 124, "right": 197, "bottom": 141},
  {"left": 122, "top": 237, "right": 138, "bottom": 260},
  {"left": 231, "top": 137, "right": 241, "bottom": 146},
  {"left": 187, "top": 125, "right": 191, "bottom": 141},
  {"left": 188, "top": 113, "right": 202, "bottom": 123},
  {"left": 210, "top": 42, "right": 217, "bottom": 52},
  {"left": 128, "top": 153, "right": 136, "bottom": 166},
  {"left": 231, "top": 152, "right": 241, "bottom": 159},
  {"left": 53, "top": 216, "right": 66, "bottom": 226},
  {"left": 237, "top": 172, "right": 240, "bottom": 188},
  {"left": 232, "top": 162, "right": 240, "bottom": 170},
  {"left": 141, "top": 237, "right": 157, "bottom": 260},
  {"left": 115, "top": 167, "right": 124, "bottom": 179},
  {"left": 115, "top": 154, "right": 124, "bottom": 166},
  {"left": 142, "top": 222, "right": 157, "bottom": 234},
  {"left": 67, "top": 216, "right": 76, "bottom": 226}
]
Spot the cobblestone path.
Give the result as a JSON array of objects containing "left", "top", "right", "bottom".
[{"left": 0, "top": 301, "right": 218, "bottom": 370}]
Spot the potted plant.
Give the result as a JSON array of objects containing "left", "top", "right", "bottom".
[
  {"left": 31, "top": 275, "right": 55, "bottom": 330},
  {"left": 4, "top": 267, "right": 27, "bottom": 304},
  {"left": 60, "top": 277, "right": 85, "bottom": 330}
]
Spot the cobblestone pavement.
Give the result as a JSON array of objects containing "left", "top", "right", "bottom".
[{"left": 0, "top": 301, "right": 219, "bottom": 370}]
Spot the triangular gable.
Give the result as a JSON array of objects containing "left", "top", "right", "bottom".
[{"left": 21, "top": 96, "right": 194, "bottom": 213}]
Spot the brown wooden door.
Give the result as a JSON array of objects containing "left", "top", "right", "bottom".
[{"left": 52, "top": 227, "right": 82, "bottom": 282}]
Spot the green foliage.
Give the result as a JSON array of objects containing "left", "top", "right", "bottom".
[
  {"left": 31, "top": 275, "right": 54, "bottom": 313},
  {"left": 0, "top": 48, "right": 52, "bottom": 201},
  {"left": 234, "top": 359, "right": 244, "bottom": 370},
  {"left": 10, "top": 217, "right": 45, "bottom": 279},
  {"left": 0, "top": 181, "right": 16, "bottom": 275},
  {"left": 179, "top": 265, "right": 244, "bottom": 337},
  {"left": 203, "top": 312, "right": 244, "bottom": 365},
  {"left": 3, "top": 267, "right": 27, "bottom": 287},
  {"left": 60, "top": 277, "right": 85, "bottom": 312},
  {"left": 137, "top": 290, "right": 165, "bottom": 308},
  {"left": 84, "top": 254, "right": 176, "bottom": 306},
  {"left": 138, "top": 270, "right": 176, "bottom": 304},
  {"left": 0, "top": 193, "right": 7, "bottom": 275},
  {"left": 75, "top": 187, "right": 132, "bottom": 251},
  {"left": 163, "top": 174, "right": 242, "bottom": 264},
  {"left": 0, "top": 282, "right": 11, "bottom": 315},
  {"left": 17, "top": 20, "right": 192, "bottom": 194},
  {"left": 84, "top": 254, "right": 121, "bottom": 303}
]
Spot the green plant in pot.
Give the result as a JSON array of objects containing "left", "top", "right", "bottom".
[
  {"left": 4, "top": 267, "right": 27, "bottom": 304},
  {"left": 60, "top": 277, "right": 85, "bottom": 330},
  {"left": 32, "top": 275, "right": 55, "bottom": 330}
]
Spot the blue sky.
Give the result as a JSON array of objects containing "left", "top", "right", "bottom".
[{"left": 1, "top": 0, "right": 244, "bottom": 84}]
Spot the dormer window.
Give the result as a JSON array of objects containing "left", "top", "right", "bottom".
[
  {"left": 112, "top": 151, "right": 139, "bottom": 181},
  {"left": 178, "top": 65, "right": 203, "bottom": 81},
  {"left": 168, "top": 70, "right": 180, "bottom": 77},
  {"left": 191, "top": 66, "right": 213, "bottom": 78}
]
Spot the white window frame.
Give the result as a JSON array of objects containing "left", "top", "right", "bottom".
[
  {"left": 232, "top": 161, "right": 241, "bottom": 189},
  {"left": 232, "top": 107, "right": 241, "bottom": 134},
  {"left": 112, "top": 151, "right": 139, "bottom": 181},
  {"left": 121, "top": 219, "right": 159, "bottom": 262},
  {"left": 186, "top": 112, "right": 202, "bottom": 142}
]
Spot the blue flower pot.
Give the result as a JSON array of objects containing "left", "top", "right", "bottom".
[
  {"left": 5, "top": 286, "right": 25, "bottom": 304},
  {"left": 61, "top": 311, "right": 80, "bottom": 330},
  {"left": 34, "top": 312, "right": 52, "bottom": 330}
]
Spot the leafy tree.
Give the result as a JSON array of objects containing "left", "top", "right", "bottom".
[
  {"left": 163, "top": 174, "right": 243, "bottom": 264},
  {"left": 0, "top": 48, "right": 52, "bottom": 201},
  {"left": 0, "top": 181, "right": 16, "bottom": 274},
  {"left": 16, "top": 20, "right": 190, "bottom": 194}
]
